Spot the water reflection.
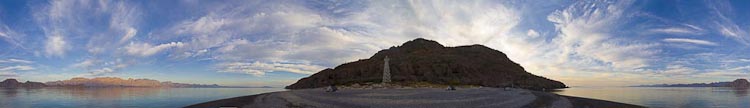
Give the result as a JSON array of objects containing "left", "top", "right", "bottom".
[
  {"left": 730, "top": 87, "right": 748, "bottom": 97},
  {"left": 2, "top": 88, "right": 18, "bottom": 97},
  {"left": 553, "top": 87, "right": 750, "bottom": 108},
  {"left": 51, "top": 87, "right": 163, "bottom": 99},
  {"left": 2, "top": 88, "right": 44, "bottom": 98},
  {"left": 0, "top": 87, "right": 284, "bottom": 108}
]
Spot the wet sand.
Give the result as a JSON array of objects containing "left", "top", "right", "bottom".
[{"left": 185, "top": 88, "right": 643, "bottom": 108}]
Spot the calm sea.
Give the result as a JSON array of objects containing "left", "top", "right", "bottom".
[
  {"left": 0, "top": 87, "right": 285, "bottom": 108},
  {"left": 2, "top": 87, "right": 748, "bottom": 108},
  {"left": 553, "top": 87, "right": 750, "bottom": 108}
]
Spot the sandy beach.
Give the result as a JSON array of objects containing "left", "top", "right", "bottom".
[{"left": 185, "top": 88, "right": 644, "bottom": 108}]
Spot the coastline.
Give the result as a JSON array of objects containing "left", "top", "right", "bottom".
[{"left": 185, "top": 88, "right": 643, "bottom": 108}]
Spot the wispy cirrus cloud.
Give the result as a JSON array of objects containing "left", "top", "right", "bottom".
[
  {"left": 0, "top": 65, "right": 35, "bottom": 78},
  {"left": 706, "top": 1, "right": 750, "bottom": 45},
  {"left": 649, "top": 27, "right": 702, "bottom": 35},
  {"left": 0, "top": 59, "right": 34, "bottom": 78},
  {"left": 0, "top": 65, "right": 35, "bottom": 71},
  {"left": 545, "top": 0, "right": 657, "bottom": 70},
  {"left": 0, "top": 59, "right": 33, "bottom": 64},
  {"left": 662, "top": 38, "right": 718, "bottom": 46},
  {"left": 0, "top": 25, "right": 25, "bottom": 49}
]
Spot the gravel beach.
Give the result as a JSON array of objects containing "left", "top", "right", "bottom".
[{"left": 185, "top": 88, "right": 643, "bottom": 108}]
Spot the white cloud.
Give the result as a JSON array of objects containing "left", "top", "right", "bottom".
[
  {"left": 661, "top": 65, "right": 698, "bottom": 76},
  {"left": 34, "top": 0, "right": 143, "bottom": 58},
  {"left": 119, "top": 27, "right": 137, "bottom": 43},
  {"left": 45, "top": 35, "right": 68, "bottom": 57},
  {"left": 0, "top": 65, "right": 35, "bottom": 71},
  {"left": 0, "top": 29, "right": 6, "bottom": 38},
  {"left": 649, "top": 27, "right": 701, "bottom": 35},
  {"left": 719, "top": 26, "right": 740, "bottom": 37},
  {"left": 728, "top": 66, "right": 750, "bottom": 71},
  {"left": 682, "top": 24, "right": 704, "bottom": 31},
  {"left": 73, "top": 59, "right": 131, "bottom": 77},
  {"left": 527, "top": 29, "right": 540, "bottom": 37},
  {"left": 71, "top": 59, "right": 96, "bottom": 68},
  {"left": 77, "top": 67, "right": 115, "bottom": 77},
  {"left": 722, "top": 59, "right": 750, "bottom": 63},
  {"left": 0, "top": 59, "right": 33, "bottom": 64},
  {"left": 125, "top": 42, "right": 185, "bottom": 57},
  {"left": 0, "top": 71, "right": 18, "bottom": 77},
  {"left": 217, "top": 61, "right": 326, "bottom": 76},
  {"left": 111, "top": 1, "right": 140, "bottom": 44},
  {"left": 662, "top": 38, "right": 719, "bottom": 46}
]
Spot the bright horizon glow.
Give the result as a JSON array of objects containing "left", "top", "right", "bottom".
[{"left": 1, "top": 0, "right": 749, "bottom": 87}]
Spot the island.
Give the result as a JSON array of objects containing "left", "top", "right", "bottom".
[{"left": 186, "top": 38, "right": 644, "bottom": 108}]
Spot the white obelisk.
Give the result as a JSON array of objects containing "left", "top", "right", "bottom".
[{"left": 383, "top": 56, "right": 391, "bottom": 83}]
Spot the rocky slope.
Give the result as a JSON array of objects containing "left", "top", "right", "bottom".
[
  {"left": 45, "top": 77, "right": 222, "bottom": 88},
  {"left": 286, "top": 38, "right": 566, "bottom": 90},
  {"left": 0, "top": 79, "right": 47, "bottom": 88}
]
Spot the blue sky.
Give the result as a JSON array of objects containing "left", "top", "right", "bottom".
[{"left": 1, "top": 0, "right": 749, "bottom": 87}]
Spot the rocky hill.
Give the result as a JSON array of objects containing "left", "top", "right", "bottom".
[
  {"left": 0, "top": 79, "right": 47, "bottom": 88},
  {"left": 45, "top": 77, "right": 223, "bottom": 88},
  {"left": 286, "top": 38, "right": 566, "bottom": 90},
  {"left": 728, "top": 79, "right": 750, "bottom": 88}
]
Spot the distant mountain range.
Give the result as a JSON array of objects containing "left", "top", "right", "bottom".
[
  {"left": 633, "top": 79, "right": 750, "bottom": 88},
  {"left": 2, "top": 77, "right": 263, "bottom": 88},
  {"left": 45, "top": 77, "right": 226, "bottom": 88}
]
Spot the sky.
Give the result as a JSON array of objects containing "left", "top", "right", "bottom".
[{"left": 1, "top": 0, "right": 749, "bottom": 87}]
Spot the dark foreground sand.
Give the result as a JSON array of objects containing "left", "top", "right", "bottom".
[{"left": 185, "top": 88, "right": 643, "bottom": 108}]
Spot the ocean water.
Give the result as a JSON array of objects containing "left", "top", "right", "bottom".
[
  {"left": 552, "top": 87, "right": 750, "bottom": 108},
  {"left": 0, "top": 87, "right": 284, "bottom": 108}
]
